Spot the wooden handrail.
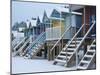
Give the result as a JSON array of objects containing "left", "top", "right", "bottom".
[
  {"left": 24, "top": 32, "right": 46, "bottom": 54},
  {"left": 71, "top": 21, "right": 95, "bottom": 66},
  {"left": 64, "top": 24, "right": 85, "bottom": 51},
  {"left": 75, "top": 21, "right": 95, "bottom": 53},
  {"left": 13, "top": 37, "right": 27, "bottom": 51},
  {"left": 50, "top": 26, "right": 72, "bottom": 54},
  {"left": 14, "top": 38, "right": 30, "bottom": 56}
]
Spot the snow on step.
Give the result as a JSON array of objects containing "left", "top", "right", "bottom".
[
  {"left": 60, "top": 50, "right": 73, "bottom": 54},
  {"left": 77, "top": 66, "right": 87, "bottom": 70},
  {"left": 84, "top": 55, "right": 93, "bottom": 58},
  {"left": 57, "top": 55, "right": 70, "bottom": 60},
  {"left": 88, "top": 50, "right": 95, "bottom": 52},
  {"left": 67, "top": 52, "right": 74, "bottom": 55},
  {"left": 57, "top": 55, "right": 66, "bottom": 59},
  {"left": 81, "top": 60, "right": 90, "bottom": 64},
  {"left": 55, "top": 59, "right": 66, "bottom": 63},
  {"left": 63, "top": 47, "right": 76, "bottom": 51},
  {"left": 91, "top": 45, "right": 96, "bottom": 47},
  {"left": 67, "top": 48, "right": 75, "bottom": 51},
  {"left": 60, "top": 51, "right": 66, "bottom": 54},
  {"left": 68, "top": 44, "right": 76, "bottom": 47},
  {"left": 76, "top": 37, "right": 83, "bottom": 40},
  {"left": 69, "top": 40, "right": 80, "bottom": 43}
]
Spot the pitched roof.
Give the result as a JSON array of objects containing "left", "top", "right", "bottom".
[
  {"left": 42, "top": 11, "right": 50, "bottom": 23},
  {"left": 26, "top": 17, "right": 41, "bottom": 28}
]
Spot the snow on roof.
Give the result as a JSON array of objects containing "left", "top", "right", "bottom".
[
  {"left": 26, "top": 20, "right": 30, "bottom": 28},
  {"left": 18, "top": 27, "right": 25, "bottom": 32},
  {"left": 12, "top": 31, "right": 24, "bottom": 38},
  {"left": 30, "top": 18, "right": 37, "bottom": 27},
  {"left": 71, "top": 11, "right": 82, "bottom": 15},
  {"left": 39, "top": 16, "right": 42, "bottom": 23},
  {"left": 26, "top": 6, "right": 82, "bottom": 26},
  {"left": 54, "top": 7, "right": 82, "bottom": 15},
  {"left": 39, "top": 10, "right": 52, "bottom": 22},
  {"left": 26, "top": 17, "right": 38, "bottom": 28},
  {"left": 56, "top": 7, "right": 69, "bottom": 13}
]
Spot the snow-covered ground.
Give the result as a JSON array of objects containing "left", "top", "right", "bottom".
[{"left": 12, "top": 56, "right": 77, "bottom": 74}]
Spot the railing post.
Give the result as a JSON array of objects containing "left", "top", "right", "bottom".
[
  {"left": 48, "top": 45, "right": 52, "bottom": 61},
  {"left": 65, "top": 4, "right": 72, "bottom": 67},
  {"left": 75, "top": 25, "right": 78, "bottom": 67},
  {"left": 65, "top": 47, "right": 67, "bottom": 67},
  {"left": 76, "top": 46, "right": 78, "bottom": 67},
  {"left": 52, "top": 46, "right": 55, "bottom": 60}
]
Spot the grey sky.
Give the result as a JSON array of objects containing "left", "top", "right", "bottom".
[{"left": 12, "top": 1, "right": 68, "bottom": 26}]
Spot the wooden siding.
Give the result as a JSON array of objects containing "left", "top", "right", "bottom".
[{"left": 52, "top": 20, "right": 65, "bottom": 33}]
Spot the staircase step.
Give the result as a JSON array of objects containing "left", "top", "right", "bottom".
[
  {"left": 67, "top": 52, "right": 74, "bottom": 55},
  {"left": 61, "top": 51, "right": 74, "bottom": 55},
  {"left": 63, "top": 47, "right": 75, "bottom": 51},
  {"left": 79, "top": 62, "right": 88, "bottom": 67},
  {"left": 84, "top": 55, "right": 93, "bottom": 58},
  {"left": 69, "top": 44, "right": 77, "bottom": 47},
  {"left": 57, "top": 55, "right": 70, "bottom": 60},
  {"left": 55, "top": 59, "right": 66, "bottom": 63},
  {"left": 81, "top": 60, "right": 90, "bottom": 64},
  {"left": 67, "top": 48, "right": 75, "bottom": 51},
  {"left": 60, "top": 51, "right": 66, "bottom": 54},
  {"left": 57, "top": 55, "right": 66, "bottom": 59},
  {"left": 77, "top": 66, "right": 87, "bottom": 70},
  {"left": 72, "top": 38, "right": 82, "bottom": 41},
  {"left": 88, "top": 50, "right": 95, "bottom": 52},
  {"left": 69, "top": 40, "right": 80, "bottom": 43},
  {"left": 91, "top": 45, "right": 96, "bottom": 47},
  {"left": 86, "top": 51, "right": 94, "bottom": 56},
  {"left": 67, "top": 48, "right": 75, "bottom": 52},
  {"left": 76, "top": 37, "right": 83, "bottom": 40},
  {"left": 67, "top": 50, "right": 74, "bottom": 52}
]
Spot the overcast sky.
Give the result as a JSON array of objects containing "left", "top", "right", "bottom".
[{"left": 12, "top": 1, "right": 69, "bottom": 26}]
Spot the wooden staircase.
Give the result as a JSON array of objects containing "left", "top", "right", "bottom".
[
  {"left": 24, "top": 32, "right": 46, "bottom": 59},
  {"left": 53, "top": 21, "right": 96, "bottom": 67},
  {"left": 13, "top": 37, "right": 30, "bottom": 56},
  {"left": 53, "top": 38, "right": 82, "bottom": 66},
  {"left": 77, "top": 39, "right": 96, "bottom": 70},
  {"left": 12, "top": 37, "right": 24, "bottom": 49}
]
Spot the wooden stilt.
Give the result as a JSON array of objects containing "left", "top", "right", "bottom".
[{"left": 47, "top": 45, "right": 50, "bottom": 61}]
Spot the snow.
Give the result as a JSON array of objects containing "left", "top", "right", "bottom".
[
  {"left": 12, "top": 31, "right": 24, "bottom": 38},
  {"left": 26, "top": 18, "right": 38, "bottom": 27},
  {"left": 55, "top": 7, "right": 82, "bottom": 15},
  {"left": 18, "top": 27, "right": 25, "bottom": 32},
  {"left": 12, "top": 56, "right": 77, "bottom": 74},
  {"left": 71, "top": 11, "right": 82, "bottom": 15},
  {"left": 30, "top": 19, "right": 37, "bottom": 27},
  {"left": 56, "top": 7, "right": 69, "bottom": 13},
  {"left": 26, "top": 20, "right": 30, "bottom": 28}
]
